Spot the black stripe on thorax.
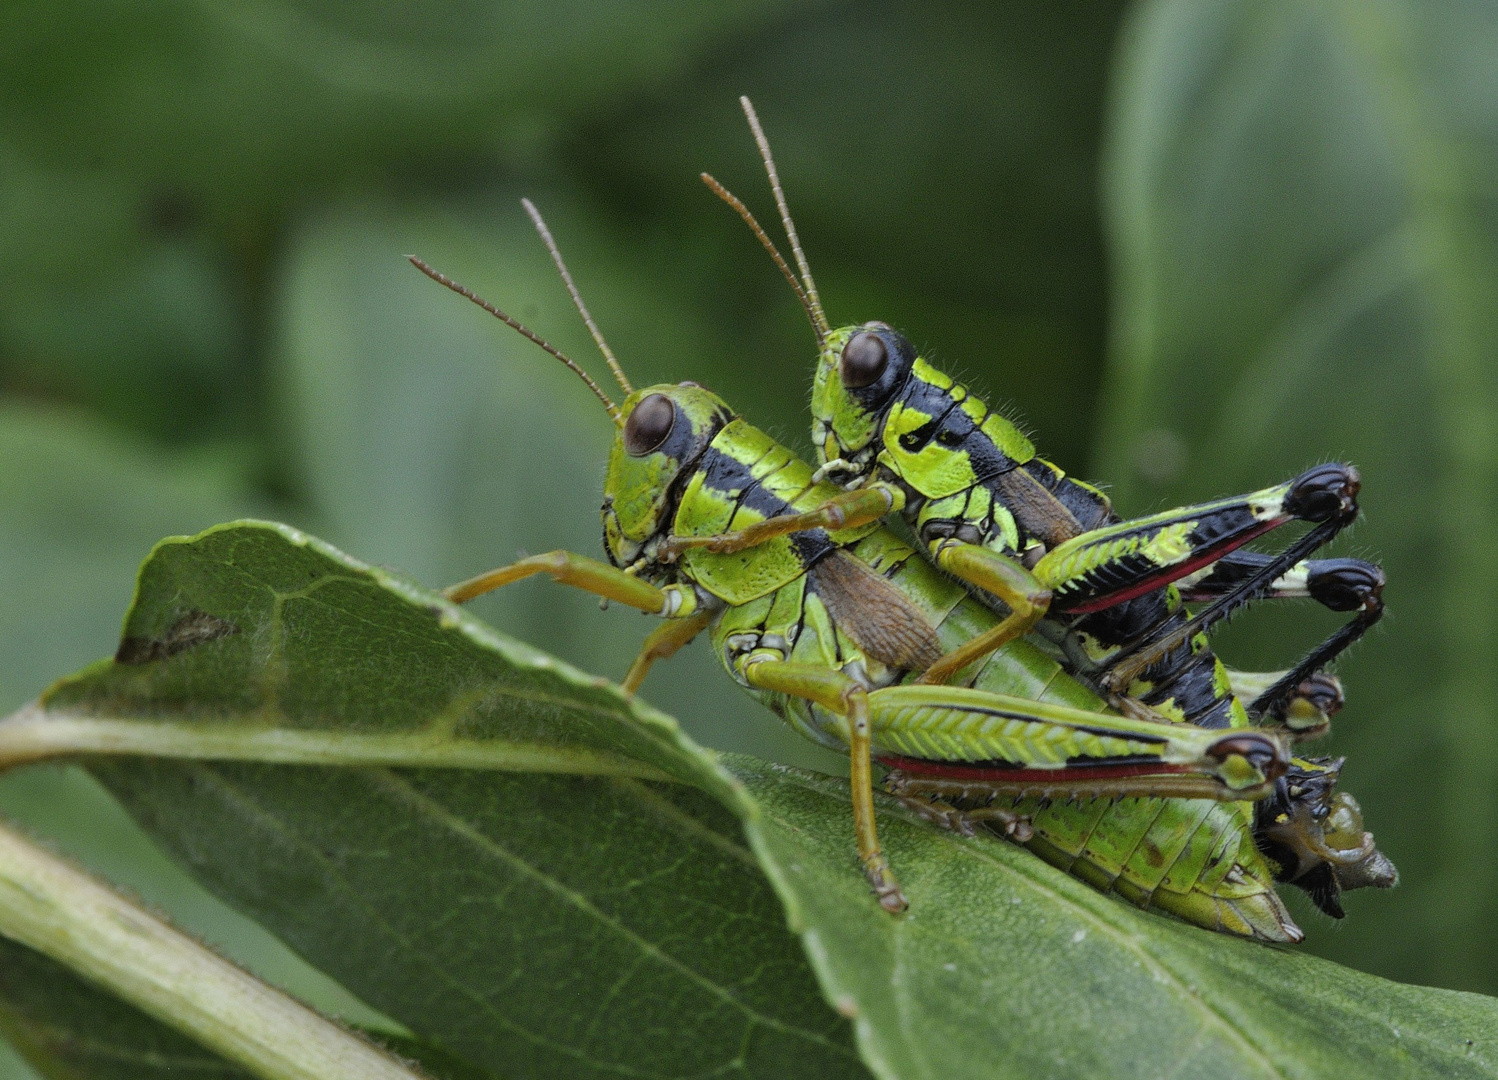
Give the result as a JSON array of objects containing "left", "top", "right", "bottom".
[
  {"left": 696, "top": 445, "right": 836, "bottom": 567},
  {"left": 895, "top": 376, "right": 1020, "bottom": 482}
]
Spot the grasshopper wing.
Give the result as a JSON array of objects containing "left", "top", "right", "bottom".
[{"left": 810, "top": 550, "right": 944, "bottom": 672}]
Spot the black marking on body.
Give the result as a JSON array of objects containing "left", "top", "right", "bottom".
[
  {"left": 896, "top": 377, "right": 1022, "bottom": 484},
  {"left": 1139, "top": 649, "right": 1236, "bottom": 729},
  {"left": 1022, "top": 459, "right": 1112, "bottom": 535},
  {"left": 701, "top": 445, "right": 845, "bottom": 572}
]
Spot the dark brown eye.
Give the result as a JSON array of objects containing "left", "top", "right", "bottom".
[
  {"left": 624, "top": 393, "right": 675, "bottom": 456},
  {"left": 840, "top": 331, "right": 888, "bottom": 389}
]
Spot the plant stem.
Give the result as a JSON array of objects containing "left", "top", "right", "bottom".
[{"left": 0, "top": 819, "right": 427, "bottom": 1080}]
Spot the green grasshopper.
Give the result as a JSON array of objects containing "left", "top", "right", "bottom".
[
  {"left": 887, "top": 682, "right": 1395, "bottom": 940},
  {"left": 406, "top": 208, "right": 1288, "bottom": 915},
  {"left": 703, "top": 98, "right": 1385, "bottom": 735}
]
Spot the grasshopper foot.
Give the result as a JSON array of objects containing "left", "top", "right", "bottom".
[
  {"left": 862, "top": 853, "right": 908, "bottom": 913},
  {"left": 891, "top": 792, "right": 1035, "bottom": 843}
]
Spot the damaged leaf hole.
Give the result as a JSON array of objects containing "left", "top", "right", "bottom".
[{"left": 115, "top": 610, "right": 240, "bottom": 666}]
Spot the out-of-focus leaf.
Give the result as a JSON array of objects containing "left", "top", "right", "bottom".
[
  {"left": 17, "top": 520, "right": 1498, "bottom": 1079},
  {"left": 0, "top": 402, "right": 254, "bottom": 711},
  {"left": 0, "top": 0, "right": 807, "bottom": 213},
  {"left": 0, "top": 148, "right": 245, "bottom": 442},
  {"left": 1097, "top": 0, "right": 1498, "bottom": 991},
  {"left": 0, "top": 936, "right": 252, "bottom": 1080},
  {"left": 272, "top": 201, "right": 840, "bottom": 770},
  {"left": 0, "top": 0, "right": 811, "bottom": 444}
]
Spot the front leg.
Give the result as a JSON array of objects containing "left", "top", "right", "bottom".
[
  {"left": 658, "top": 482, "right": 904, "bottom": 559},
  {"left": 622, "top": 610, "right": 715, "bottom": 694},
  {"left": 445, "top": 550, "right": 672, "bottom": 610},
  {"left": 444, "top": 550, "right": 708, "bottom": 690}
]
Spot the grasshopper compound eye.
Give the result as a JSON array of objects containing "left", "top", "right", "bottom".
[
  {"left": 841, "top": 331, "right": 888, "bottom": 388},
  {"left": 624, "top": 393, "right": 676, "bottom": 456}
]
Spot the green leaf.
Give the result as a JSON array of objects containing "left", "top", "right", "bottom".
[
  {"left": 12, "top": 521, "right": 1498, "bottom": 1079},
  {"left": 1096, "top": 0, "right": 1498, "bottom": 991},
  {"left": 0, "top": 404, "right": 388, "bottom": 1031},
  {"left": 0, "top": 935, "right": 252, "bottom": 1080}
]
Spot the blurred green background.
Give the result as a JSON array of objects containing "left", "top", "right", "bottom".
[{"left": 0, "top": 2, "right": 1495, "bottom": 1065}]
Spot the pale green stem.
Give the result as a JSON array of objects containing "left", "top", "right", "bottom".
[
  {"left": 0, "top": 819, "right": 426, "bottom": 1080},
  {"left": 0, "top": 702, "right": 676, "bottom": 781}
]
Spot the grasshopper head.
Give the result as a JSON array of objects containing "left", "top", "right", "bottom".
[
  {"left": 1254, "top": 757, "right": 1398, "bottom": 918},
  {"left": 603, "top": 383, "right": 736, "bottom": 567},
  {"left": 811, "top": 323, "right": 918, "bottom": 472}
]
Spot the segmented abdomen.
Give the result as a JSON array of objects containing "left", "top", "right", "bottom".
[{"left": 1017, "top": 795, "right": 1297, "bottom": 941}]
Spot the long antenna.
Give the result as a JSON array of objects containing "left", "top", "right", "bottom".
[
  {"left": 739, "top": 96, "right": 829, "bottom": 336},
  {"left": 521, "top": 198, "right": 635, "bottom": 396},
  {"left": 407, "top": 255, "right": 621, "bottom": 423},
  {"left": 701, "top": 172, "right": 824, "bottom": 348}
]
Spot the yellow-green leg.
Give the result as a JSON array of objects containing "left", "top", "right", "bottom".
[
  {"left": 444, "top": 550, "right": 669, "bottom": 610},
  {"left": 443, "top": 550, "right": 710, "bottom": 690},
  {"left": 740, "top": 659, "right": 907, "bottom": 913},
  {"left": 915, "top": 542, "right": 1051, "bottom": 685},
  {"left": 658, "top": 483, "right": 903, "bottom": 559},
  {"left": 622, "top": 610, "right": 714, "bottom": 694}
]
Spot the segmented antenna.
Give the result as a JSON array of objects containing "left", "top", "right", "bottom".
[
  {"left": 407, "top": 256, "right": 621, "bottom": 422},
  {"left": 739, "top": 96, "right": 829, "bottom": 337},
  {"left": 522, "top": 198, "right": 635, "bottom": 396},
  {"left": 701, "top": 172, "right": 824, "bottom": 348}
]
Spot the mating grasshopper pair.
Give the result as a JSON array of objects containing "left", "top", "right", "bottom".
[
  {"left": 702, "top": 99, "right": 1393, "bottom": 929},
  {"left": 408, "top": 105, "right": 1392, "bottom": 939}
]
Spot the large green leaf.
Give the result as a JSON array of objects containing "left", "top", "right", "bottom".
[
  {"left": 1097, "top": 0, "right": 1498, "bottom": 992},
  {"left": 10, "top": 521, "right": 1498, "bottom": 1079}
]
